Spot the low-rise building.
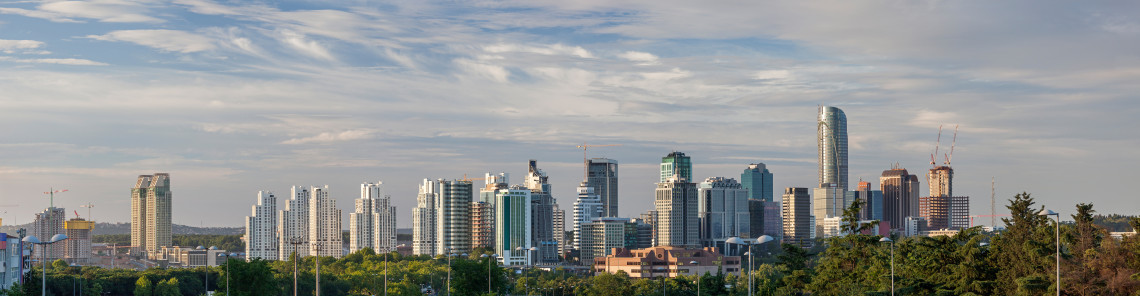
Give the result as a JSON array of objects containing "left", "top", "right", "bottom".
[
  {"left": 151, "top": 246, "right": 239, "bottom": 267},
  {"left": 594, "top": 246, "right": 740, "bottom": 278},
  {"left": 1, "top": 232, "right": 29, "bottom": 291}
]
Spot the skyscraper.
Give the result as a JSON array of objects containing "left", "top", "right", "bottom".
[
  {"left": 308, "top": 186, "right": 342, "bottom": 258},
  {"left": 845, "top": 181, "right": 883, "bottom": 221},
  {"left": 413, "top": 179, "right": 439, "bottom": 256},
  {"left": 818, "top": 106, "right": 848, "bottom": 190},
  {"left": 697, "top": 177, "right": 750, "bottom": 245},
  {"left": 586, "top": 158, "right": 620, "bottom": 217},
  {"left": 350, "top": 182, "right": 397, "bottom": 254},
  {"left": 436, "top": 179, "right": 472, "bottom": 255},
  {"left": 812, "top": 185, "right": 848, "bottom": 238},
  {"left": 741, "top": 163, "right": 774, "bottom": 202},
  {"left": 552, "top": 204, "right": 566, "bottom": 256},
  {"left": 131, "top": 173, "right": 171, "bottom": 257},
  {"left": 881, "top": 166, "right": 920, "bottom": 231},
  {"left": 660, "top": 152, "right": 692, "bottom": 183},
  {"left": 921, "top": 166, "right": 969, "bottom": 229},
  {"left": 32, "top": 207, "right": 65, "bottom": 261},
  {"left": 63, "top": 217, "right": 93, "bottom": 264},
  {"left": 572, "top": 182, "right": 603, "bottom": 253},
  {"left": 655, "top": 175, "right": 699, "bottom": 248},
  {"left": 246, "top": 191, "right": 277, "bottom": 261},
  {"left": 495, "top": 186, "right": 532, "bottom": 265},
  {"left": 781, "top": 187, "right": 812, "bottom": 248},
  {"left": 279, "top": 186, "right": 310, "bottom": 259},
  {"left": 470, "top": 201, "right": 495, "bottom": 250},
  {"left": 526, "top": 160, "right": 559, "bottom": 263}
]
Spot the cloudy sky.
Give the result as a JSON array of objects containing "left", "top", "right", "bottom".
[{"left": 2, "top": 0, "right": 1138, "bottom": 229}]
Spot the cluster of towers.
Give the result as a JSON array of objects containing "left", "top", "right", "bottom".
[{"left": 244, "top": 183, "right": 396, "bottom": 261}]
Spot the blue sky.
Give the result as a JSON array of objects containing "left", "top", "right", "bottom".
[{"left": 2, "top": 0, "right": 1138, "bottom": 228}]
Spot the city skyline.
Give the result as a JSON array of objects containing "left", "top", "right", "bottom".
[{"left": 2, "top": 0, "right": 1139, "bottom": 229}]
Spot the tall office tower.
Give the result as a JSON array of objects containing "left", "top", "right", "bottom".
[
  {"left": 639, "top": 210, "right": 658, "bottom": 246},
  {"left": 350, "top": 182, "right": 397, "bottom": 254},
  {"left": 436, "top": 179, "right": 472, "bottom": 255},
  {"left": 748, "top": 200, "right": 764, "bottom": 238},
  {"left": 586, "top": 158, "right": 620, "bottom": 217},
  {"left": 880, "top": 166, "right": 920, "bottom": 231},
  {"left": 782, "top": 187, "right": 812, "bottom": 248},
  {"left": 845, "top": 181, "right": 883, "bottom": 221},
  {"left": 697, "top": 177, "right": 750, "bottom": 245},
  {"left": 655, "top": 175, "right": 699, "bottom": 248},
  {"left": 32, "top": 207, "right": 65, "bottom": 261},
  {"left": 812, "top": 185, "right": 848, "bottom": 238},
  {"left": 921, "top": 166, "right": 969, "bottom": 229},
  {"left": 131, "top": 173, "right": 172, "bottom": 257},
  {"left": 471, "top": 201, "right": 495, "bottom": 250},
  {"left": 63, "top": 217, "right": 93, "bottom": 264},
  {"left": 741, "top": 163, "right": 775, "bottom": 202},
  {"left": 526, "top": 160, "right": 559, "bottom": 263},
  {"left": 633, "top": 219, "right": 654, "bottom": 248},
  {"left": 580, "top": 218, "right": 640, "bottom": 264},
  {"left": 818, "top": 106, "right": 849, "bottom": 191},
  {"left": 279, "top": 186, "right": 310, "bottom": 259},
  {"left": 480, "top": 172, "right": 509, "bottom": 203},
  {"left": 413, "top": 179, "right": 439, "bottom": 256},
  {"left": 572, "top": 182, "right": 604, "bottom": 252},
  {"left": 308, "top": 186, "right": 342, "bottom": 258},
  {"left": 552, "top": 204, "right": 566, "bottom": 256},
  {"left": 246, "top": 191, "right": 277, "bottom": 261},
  {"left": 660, "top": 152, "right": 693, "bottom": 183},
  {"left": 495, "top": 186, "right": 532, "bottom": 266}
]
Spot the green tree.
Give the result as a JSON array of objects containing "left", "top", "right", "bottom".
[
  {"left": 581, "top": 271, "right": 633, "bottom": 296},
  {"left": 220, "top": 258, "right": 280, "bottom": 296},
  {"left": 990, "top": 192, "right": 1054, "bottom": 295},
  {"left": 134, "top": 275, "right": 153, "bottom": 296},
  {"left": 51, "top": 259, "right": 68, "bottom": 270},
  {"left": 155, "top": 278, "right": 180, "bottom": 296},
  {"left": 0, "top": 283, "right": 26, "bottom": 296}
]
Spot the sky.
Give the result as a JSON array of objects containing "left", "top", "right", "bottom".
[{"left": 2, "top": 0, "right": 1138, "bottom": 229}]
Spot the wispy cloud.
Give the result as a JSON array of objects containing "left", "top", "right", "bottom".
[
  {"left": 86, "top": 30, "right": 217, "bottom": 53},
  {"left": 281, "top": 129, "right": 376, "bottom": 145},
  {"left": 0, "top": 56, "right": 106, "bottom": 66}
]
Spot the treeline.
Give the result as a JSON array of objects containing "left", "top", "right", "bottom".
[
  {"left": 92, "top": 234, "right": 243, "bottom": 252},
  {"left": 1093, "top": 214, "right": 1139, "bottom": 232},
  {"left": 7, "top": 193, "right": 1140, "bottom": 296}
]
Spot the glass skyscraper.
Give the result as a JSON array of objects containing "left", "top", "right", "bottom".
[
  {"left": 817, "top": 106, "right": 848, "bottom": 190},
  {"left": 586, "top": 158, "right": 619, "bottom": 217},
  {"left": 741, "top": 163, "right": 774, "bottom": 202},
  {"left": 660, "top": 151, "right": 692, "bottom": 182}
]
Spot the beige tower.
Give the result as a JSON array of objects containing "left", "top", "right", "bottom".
[
  {"left": 654, "top": 175, "right": 699, "bottom": 248},
  {"left": 131, "top": 173, "right": 171, "bottom": 257},
  {"left": 781, "top": 187, "right": 812, "bottom": 248}
]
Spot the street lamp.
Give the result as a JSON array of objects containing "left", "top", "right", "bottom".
[
  {"left": 286, "top": 237, "right": 306, "bottom": 296},
  {"left": 689, "top": 261, "right": 700, "bottom": 296},
  {"left": 744, "top": 235, "right": 775, "bottom": 296},
  {"left": 1039, "top": 209, "right": 1061, "bottom": 296},
  {"left": 481, "top": 253, "right": 498, "bottom": 295},
  {"left": 23, "top": 234, "right": 68, "bottom": 296},
  {"left": 219, "top": 252, "right": 238, "bottom": 296},
  {"left": 879, "top": 237, "right": 894, "bottom": 296}
]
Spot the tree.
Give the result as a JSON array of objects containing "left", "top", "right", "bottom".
[
  {"left": 155, "top": 278, "right": 180, "bottom": 296},
  {"left": 221, "top": 258, "right": 281, "bottom": 296},
  {"left": 134, "top": 276, "right": 153, "bottom": 296},
  {"left": 990, "top": 192, "right": 1053, "bottom": 295},
  {"left": 0, "top": 283, "right": 26, "bottom": 296},
  {"left": 51, "top": 259, "right": 68, "bottom": 270},
  {"left": 581, "top": 271, "right": 633, "bottom": 296}
]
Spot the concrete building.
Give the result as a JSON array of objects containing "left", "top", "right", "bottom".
[
  {"left": 152, "top": 246, "right": 235, "bottom": 267},
  {"left": 640, "top": 210, "right": 658, "bottom": 246},
  {"left": 63, "top": 218, "right": 93, "bottom": 264},
  {"left": 350, "top": 182, "right": 397, "bottom": 254},
  {"left": 495, "top": 186, "right": 532, "bottom": 266},
  {"left": 818, "top": 106, "right": 849, "bottom": 191},
  {"left": 436, "top": 180, "right": 473, "bottom": 255},
  {"left": 586, "top": 158, "right": 620, "bottom": 218},
  {"left": 594, "top": 246, "right": 741, "bottom": 278},
  {"left": 846, "top": 181, "right": 883, "bottom": 221},
  {"left": 32, "top": 207, "right": 65, "bottom": 262},
  {"left": 278, "top": 186, "right": 310, "bottom": 259},
  {"left": 655, "top": 175, "right": 699, "bottom": 248},
  {"left": 922, "top": 166, "right": 969, "bottom": 230},
  {"left": 131, "top": 173, "right": 172, "bottom": 257},
  {"left": 413, "top": 179, "right": 438, "bottom": 256},
  {"left": 782, "top": 188, "right": 812, "bottom": 248},
  {"left": 470, "top": 201, "right": 495, "bottom": 250},
  {"left": 660, "top": 152, "right": 693, "bottom": 183},
  {"left": 572, "top": 182, "right": 604, "bottom": 253},
  {"left": 881, "top": 166, "right": 920, "bottom": 231},
  {"left": 579, "top": 218, "right": 640, "bottom": 264},
  {"left": 308, "top": 186, "right": 342, "bottom": 258},
  {"left": 697, "top": 177, "right": 749, "bottom": 246},
  {"left": 0, "top": 232, "right": 27, "bottom": 291},
  {"left": 741, "top": 163, "right": 775, "bottom": 202},
  {"left": 552, "top": 204, "right": 566, "bottom": 256},
  {"left": 812, "top": 185, "right": 848, "bottom": 238},
  {"left": 904, "top": 216, "right": 928, "bottom": 237},
  {"left": 526, "top": 160, "right": 559, "bottom": 264},
  {"left": 246, "top": 191, "right": 277, "bottom": 261}
]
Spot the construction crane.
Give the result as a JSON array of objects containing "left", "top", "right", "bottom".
[
  {"left": 81, "top": 202, "right": 95, "bottom": 221},
  {"left": 43, "top": 188, "right": 68, "bottom": 208},
  {"left": 945, "top": 125, "right": 959, "bottom": 166},
  {"left": 930, "top": 125, "right": 942, "bottom": 168},
  {"left": 575, "top": 142, "right": 622, "bottom": 179},
  {"left": 459, "top": 174, "right": 487, "bottom": 182}
]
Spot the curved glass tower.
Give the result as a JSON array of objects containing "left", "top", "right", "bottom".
[{"left": 817, "top": 106, "right": 848, "bottom": 190}]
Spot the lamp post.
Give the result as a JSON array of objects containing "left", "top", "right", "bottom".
[
  {"left": 23, "top": 234, "right": 68, "bottom": 296},
  {"left": 879, "top": 237, "right": 894, "bottom": 296},
  {"left": 743, "top": 235, "right": 775, "bottom": 296},
  {"left": 286, "top": 237, "right": 306, "bottom": 296},
  {"left": 219, "top": 252, "right": 238, "bottom": 296},
  {"left": 481, "top": 253, "right": 498, "bottom": 295},
  {"left": 1039, "top": 209, "right": 1061, "bottom": 296},
  {"left": 689, "top": 261, "right": 700, "bottom": 296}
]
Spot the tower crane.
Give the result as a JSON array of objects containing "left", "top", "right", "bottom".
[
  {"left": 81, "top": 202, "right": 95, "bottom": 221},
  {"left": 43, "top": 188, "right": 68, "bottom": 208},
  {"left": 930, "top": 125, "right": 942, "bottom": 168},
  {"left": 575, "top": 143, "right": 622, "bottom": 179},
  {"left": 945, "top": 125, "right": 958, "bottom": 166}
]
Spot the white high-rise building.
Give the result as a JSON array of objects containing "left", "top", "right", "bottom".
[
  {"left": 413, "top": 179, "right": 439, "bottom": 256},
  {"left": 436, "top": 180, "right": 472, "bottom": 255},
  {"left": 351, "top": 182, "right": 398, "bottom": 254},
  {"left": 131, "top": 173, "right": 172, "bottom": 257},
  {"left": 278, "top": 186, "right": 310, "bottom": 259},
  {"left": 308, "top": 186, "right": 342, "bottom": 258},
  {"left": 655, "top": 175, "right": 699, "bottom": 248},
  {"left": 245, "top": 191, "right": 277, "bottom": 261},
  {"left": 32, "top": 207, "right": 66, "bottom": 261},
  {"left": 552, "top": 204, "right": 566, "bottom": 255},
  {"left": 572, "top": 182, "right": 603, "bottom": 252}
]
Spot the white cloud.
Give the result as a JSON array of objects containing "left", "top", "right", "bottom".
[
  {"left": 454, "top": 58, "right": 510, "bottom": 83},
  {"left": 281, "top": 129, "right": 376, "bottom": 145},
  {"left": 0, "top": 56, "right": 107, "bottom": 66},
  {"left": 87, "top": 30, "right": 217, "bottom": 53},
  {"left": 753, "top": 70, "right": 792, "bottom": 80},
  {"left": 0, "top": 39, "right": 44, "bottom": 54},
  {"left": 617, "top": 51, "right": 659, "bottom": 65},
  {"left": 276, "top": 30, "right": 335, "bottom": 61},
  {"left": 484, "top": 43, "right": 594, "bottom": 58},
  {"left": 0, "top": 0, "right": 162, "bottom": 23}
]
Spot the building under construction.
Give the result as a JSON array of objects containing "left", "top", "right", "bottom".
[
  {"left": 64, "top": 217, "right": 93, "bottom": 264},
  {"left": 919, "top": 126, "right": 970, "bottom": 230}
]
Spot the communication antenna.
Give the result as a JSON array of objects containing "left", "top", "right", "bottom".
[{"left": 991, "top": 177, "right": 996, "bottom": 228}]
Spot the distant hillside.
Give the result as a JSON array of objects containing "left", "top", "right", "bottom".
[{"left": 1, "top": 222, "right": 242, "bottom": 235}]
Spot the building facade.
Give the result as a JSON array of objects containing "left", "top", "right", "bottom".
[
  {"left": 697, "top": 177, "right": 749, "bottom": 245},
  {"left": 471, "top": 201, "right": 495, "bottom": 250},
  {"left": 594, "top": 246, "right": 741, "bottom": 278},
  {"left": 552, "top": 204, "right": 566, "bottom": 256},
  {"left": 655, "top": 175, "right": 699, "bottom": 248},
  {"left": 308, "top": 186, "right": 342, "bottom": 258},
  {"left": 922, "top": 166, "right": 969, "bottom": 230},
  {"left": 782, "top": 187, "right": 812, "bottom": 248},
  {"left": 812, "top": 185, "right": 848, "bottom": 238},
  {"left": 526, "top": 160, "right": 560, "bottom": 263},
  {"left": 350, "top": 182, "right": 397, "bottom": 254},
  {"left": 436, "top": 180, "right": 473, "bottom": 255},
  {"left": 660, "top": 152, "right": 693, "bottom": 183},
  {"left": 817, "top": 106, "right": 849, "bottom": 191},
  {"left": 63, "top": 218, "right": 93, "bottom": 264},
  {"left": 413, "top": 179, "right": 439, "bottom": 256},
  {"left": 579, "top": 218, "right": 640, "bottom": 265},
  {"left": 881, "top": 166, "right": 920, "bottom": 231},
  {"left": 741, "top": 163, "right": 775, "bottom": 202},
  {"left": 246, "top": 191, "right": 277, "bottom": 261},
  {"left": 495, "top": 187, "right": 532, "bottom": 265},
  {"left": 846, "top": 181, "right": 883, "bottom": 221},
  {"left": 131, "top": 173, "right": 172, "bottom": 257},
  {"left": 278, "top": 186, "right": 310, "bottom": 259},
  {"left": 572, "top": 182, "right": 604, "bottom": 253},
  {"left": 32, "top": 207, "right": 65, "bottom": 261},
  {"left": 586, "top": 158, "right": 620, "bottom": 217}
]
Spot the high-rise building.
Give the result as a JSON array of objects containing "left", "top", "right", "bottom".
[
  {"left": 741, "top": 163, "right": 775, "bottom": 202},
  {"left": 782, "top": 187, "right": 812, "bottom": 248},
  {"left": 308, "top": 186, "right": 342, "bottom": 258},
  {"left": 881, "top": 166, "right": 920, "bottom": 231},
  {"left": 552, "top": 203, "right": 566, "bottom": 256},
  {"left": 639, "top": 210, "right": 658, "bottom": 246},
  {"left": 748, "top": 200, "right": 781, "bottom": 239},
  {"left": 32, "top": 207, "right": 65, "bottom": 261},
  {"left": 586, "top": 158, "right": 620, "bottom": 217},
  {"left": 526, "top": 160, "right": 559, "bottom": 263},
  {"left": 655, "top": 175, "right": 699, "bottom": 248},
  {"left": 920, "top": 166, "right": 969, "bottom": 230},
  {"left": 579, "top": 217, "right": 641, "bottom": 264},
  {"left": 660, "top": 152, "right": 693, "bottom": 183},
  {"left": 131, "top": 173, "right": 172, "bottom": 257},
  {"left": 697, "top": 177, "right": 750, "bottom": 245},
  {"left": 64, "top": 217, "right": 93, "bottom": 264},
  {"left": 846, "top": 181, "right": 883, "bottom": 221},
  {"left": 818, "top": 106, "right": 848, "bottom": 191},
  {"left": 471, "top": 201, "right": 495, "bottom": 250},
  {"left": 572, "top": 182, "right": 604, "bottom": 253},
  {"left": 495, "top": 186, "right": 532, "bottom": 265},
  {"left": 413, "top": 179, "right": 439, "bottom": 256},
  {"left": 350, "top": 182, "right": 397, "bottom": 254},
  {"left": 278, "top": 186, "right": 310, "bottom": 259},
  {"left": 246, "top": 191, "right": 277, "bottom": 261},
  {"left": 436, "top": 179, "right": 472, "bottom": 255},
  {"left": 813, "top": 185, "right": 848, "bottom": 238}
]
